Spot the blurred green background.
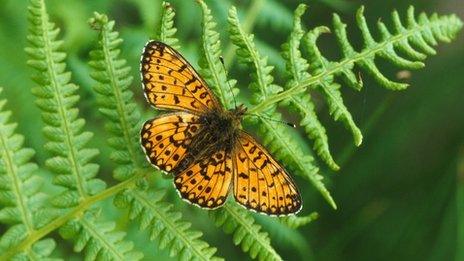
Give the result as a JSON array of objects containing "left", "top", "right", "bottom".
[{"left": 0, "top": 0, "right": 463, "bottom": 260}]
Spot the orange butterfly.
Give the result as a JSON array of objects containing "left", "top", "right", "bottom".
[{"left": 140, "top": 41, "right": 301, "bottom": 216}]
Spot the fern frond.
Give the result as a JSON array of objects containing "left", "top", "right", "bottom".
[
  {"left": 0, "top": 88, "right": 57, "bottom": 260},
  {"left": 228, "top": 6, "right": 336, "bottom": 208},
  {"left": 197, "top": 0, "right": 238, "bottom": 109},
  {"left": 228, "top": 6, "right": 281, "bottom": 104},
  {"left": 249, "top": 6, "right": 462, "bottom": 148},
  {"left": 26, "top": 0, "right": 139, "bottom": 259},
  {"left": 26, "top": 0, "right": 104, "bottom": 205},
  {"left": 156, "top": 1, "right": 180, "bottom": 49},
  {"left": 60, "top": 212, "right": 143, "bottom": 260},
  {"left": 89, "top": 12, "right": 145, "bottom": 181},
  {"left": 89, "top": 11, "right": 220, "bottom": 260},
  {"left": 210, "top": 203, "right": 282, "bottom": 261},
  {"left": 280, "top": 212, "right": 318, "bottom": 229},
  {"left": 281, "top": 4, "right": 339, "bottom": 170},
  {"left": 303, "top": 26, "right": 363, "bottom": 146},
  {"left": 114, "top": 189, "right": 222, "bottom": 260}
]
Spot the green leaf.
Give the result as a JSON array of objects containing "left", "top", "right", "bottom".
[
  {"left": 114, "top": 189, "right": 222, "bottom": 261},
  {"left": 210, "top": 203, "right": 282, "bottom": 261},
  {"left": 0, "top": 88, "right": 57, "bottom": 259},
  {"left": 281, "top": 4, "right": 339, "bottom": 170}
]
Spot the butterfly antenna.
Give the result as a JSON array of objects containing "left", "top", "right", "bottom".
[
  {"left": 219, "top": 56, "right": 238, "bottom": 109},
  {"left": 247, "top": 113, "right": 296, "bottom": 128}
]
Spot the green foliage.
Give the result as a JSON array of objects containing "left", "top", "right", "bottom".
[
  {"left": 0, "top": 0, "right": 461, "bottom": 260},
  {"left": 156, "top": 2, "right": 180, "bottom": 49},
  {"left": 88, "top": 12, "right": 144, "bottom": 181},
  {"left": 60, "top": 212, "right": 143, "bottom": 260},
  {"left": 0, "top": 88, "right": 57, "bottom": 260},
  {"left": 210, "top": 204, "right": 282, "bottom": 261},
  {"left": 198, "top": 0, "right": 238, "bottom": 109},
  {"left": 114, "top": 189, "right": 220, "bottom": 260},
  {"left": 280, "top": 212, "right": 319, "bottom": 229},
  {"left": 281, "top": 4, "right": 338, "bottom": 170},
  {"left": 26, "top": 0, "right": 104, "bottom": 204}
]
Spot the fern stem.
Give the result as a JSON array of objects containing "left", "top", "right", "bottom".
[
  {"left": 248, "top": 17, "right": 454, "bottom": 115},
  {"left": 0, "top": 124, "right": 34, "bottom": 233},
  {"left": 0, "top": 169, "right": 149, "bottom": 260},
  {"left": 223, "top": 204, "right": 282, "bottom": 260},
  {"left": 37, "top": 0, "right": 88, "bottom": 199}
]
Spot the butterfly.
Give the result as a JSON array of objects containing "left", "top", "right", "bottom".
[{"left": 140, "top": 41, "right": 302, "bottom": 216}]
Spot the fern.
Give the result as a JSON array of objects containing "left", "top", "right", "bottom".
[
  {"left": 0, "top": 0, "right": 460, "bottom": 260},
  {"left": 89, "top": 11, "right": 221, "bottom": 260},
  {"left": 280, "top": 212, "right": 319, "bottom": 229},
  {"left": 114, "top": 189, "right": 220, "bottom": 260},
  {"left": 281, "top": 4, "right": 338, "bottom": 170},
  {"left": 210, "top": 203, "right": 282, "bottom": 261},
  {"left": 249, "top": 5, "right": 462, "bottom": 145},
  {"left": 26, "top": 0, "right": 141, "bottom": 259},
  {"left": 156, "top": 1, "right": 180, "bottom": 49},
  {"left": 88, "top": 12, "right": 144, "bottom": 181},
  {"left": 0, "top": 88, "right": 57, "bottom": 260},
  {"left": 198, "top": 0, "right": 238, "bottom": 110},
  {"left": 244, "top": 5, "right": 461, "bottom": 206}
]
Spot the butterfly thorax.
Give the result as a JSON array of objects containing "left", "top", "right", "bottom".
[
  {"left": 199, "top": 105, "right": 247, "bottom": 151},
  {"left": 173, "top": 105, "right": 246, "bottom": 174}
]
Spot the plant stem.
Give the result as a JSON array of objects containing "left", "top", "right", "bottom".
[
  {"left": 248, "top": 22, "right": 439, "bottom": 115},
  {"left": 0, "top": 169, "right": 149, "bottom": 260}
]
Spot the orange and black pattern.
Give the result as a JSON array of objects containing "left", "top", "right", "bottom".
[
  {"left": 141, "top": 112, "right": 202, "bottom": 172},
  {"left": 141, "top": 41, "right": 219, "bottom": 113},
  {"left": 234, "top": 132, "right": 301, "bottom": 215},
  {"left": 140, "top": 41, "right": 302, "bottom": 216}
]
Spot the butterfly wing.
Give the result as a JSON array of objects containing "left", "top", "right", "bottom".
[
  {"left": 233, "top": 132, "right": 302, "bottom": 216},
  {"left": 141, "top": 41, "right": 220, "bottom": 113},
  {"left": 141, "top": 112, "right": 203, "bottom": 173},
  {"left": 174, "top": 150, "right": 233, "bottom": 209}
]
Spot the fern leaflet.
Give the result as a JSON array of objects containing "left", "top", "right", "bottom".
[
  {"left": 0, "top": 88, "right": 57, "bottom": 260},
  {"left": 26, "top": 0, "right": 141, "bottom": 259},
  {"left": 210, "top": 203, "right": 282, "bottom": 261},
  {"left": 281, "top": 4, "right": 338, "bottom": 170}
]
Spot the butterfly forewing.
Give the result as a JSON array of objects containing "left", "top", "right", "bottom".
[
  {"left": 141, "top": 112, "right": 202, "bottom": 172},
  {"left": 233, "top": 132, "right": 302, "bottom": 215},
  {"left": 141, "top": 41, "right": 220, "bottom": 113},
  {"left": 174, "top": 150, "right": 233, "bottom": 209}
]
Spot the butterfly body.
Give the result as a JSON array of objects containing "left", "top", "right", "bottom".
[
  {"left": 173, "top": 105, "right": 245, "bottom": 174},
  {"left": 140, "top": 41, "right": 302, "bottom": 216}
]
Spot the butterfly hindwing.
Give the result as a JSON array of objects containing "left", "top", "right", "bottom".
[
  {"left": 141, "top": 112, "right": 202, "bottom": 173},
  {"left": 233, "top": 132, "right": 302, "bottom": 216},
  {"left": 174, "top": 150, "right": 233, "bottom": 209},
  {"left": 141, "top": 41, "right": 219, "bottom": 113}
]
